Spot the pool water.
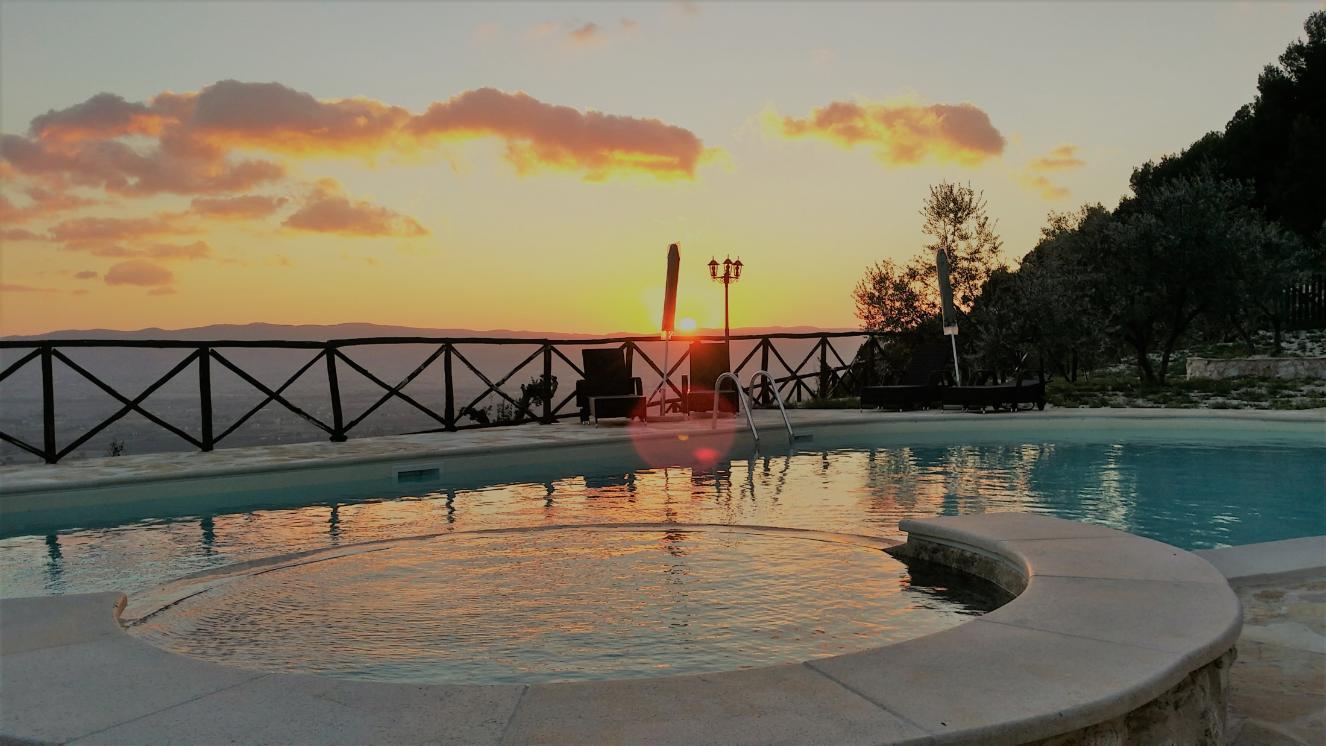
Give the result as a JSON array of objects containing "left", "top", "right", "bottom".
[
  {"left": 127, "top": 527, "right": 1002, "bottom": 684},
  {"left": 1, "top": 426, "right": 1322, "bottom": 600}
]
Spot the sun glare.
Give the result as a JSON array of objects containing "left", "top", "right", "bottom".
[{"left": 678, "top": 317, "right": 698, "bottom": 333}]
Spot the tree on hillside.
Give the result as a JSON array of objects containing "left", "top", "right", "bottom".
[
  {"left": 854, "top": 181, "right": 1004, "bottom": 334},
  {"left": 1096, "top": 172, "right": 1276, "bottom": 383},
  {"left": 1131, "top": 11, "right": 1326, "bottom": 240},
  {"left": 973, "top": 206, "right": 1114, "bottom": 381},
  {"left": 918, "top": 182, "right": 1005, "bottom": 313}
]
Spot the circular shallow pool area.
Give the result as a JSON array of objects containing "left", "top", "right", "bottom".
[{"left": 127, "top": 526, "right": 1002, "bottom": 684}]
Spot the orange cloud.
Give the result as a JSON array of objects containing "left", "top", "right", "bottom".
[
  {"left": 72, "top": 270, "right": 98, "bottom": 280},
  {"left": 409, "top": 88, "right": 705, "bottom": 179},
  {"left": 3, "top": 81, "right": 706, "bottom": 193},
  {"left": 190, "top": 194, "right": 288, "bottom": 219},
  {"left": 282, "top": 181, "right": 427, "bottom": 237},
  {"left": 48, "top": 214, "right": 196, "bottom": 243},
  {"left": 768, "top": 98, "right": 1005, "bottom": 166},
  {"left": 1019, "top": 174, "right": 1070, "bottom": 200},
  {"left": 1, "top": 227, "right": 44, "bottom": 242},
  {"left": 1027, "top": 144, "right": 1085, "bottom": 172},
  {"left": 0, "top": 283, "right": 59, "bottom": 294},
  {"left": 0, "top": 188, "right": 99, "bottom": 223},
  {"left": 1018, "top": 144, "right": 1083, "bottom": 200},
  {"left": 67, "top": 240, "right": 213, "bottom": 261},
  {"left": 28, "top": 93, "right": 170, "bottom": 143},
  {"left": 103, "top": 259, "right": 174, "bottom": 287},
  {"left": 568, "top": 22, "right": 603, "bottom": 45}
]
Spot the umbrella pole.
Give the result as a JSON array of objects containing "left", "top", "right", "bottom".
[{"left": 949, "top": 334, "right": 962, "bottom": 386}]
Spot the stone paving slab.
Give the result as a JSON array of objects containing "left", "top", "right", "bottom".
[
  {"left": 504, "top": 662, "right": 931, "bottom": 745},
  {"left": 1197, "top": 536, "right": 1326, "bottom": 584},
  {"left": 74, "top": 675, "right": 524, "bottom": 746}
]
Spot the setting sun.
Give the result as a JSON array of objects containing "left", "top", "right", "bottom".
[{"left": 678, "top": 317, "right": 698, "bottom": 334}]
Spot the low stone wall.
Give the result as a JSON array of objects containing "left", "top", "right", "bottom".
[
  {"left": 889, "top": 513, "right": 1241, "bottom": 745},
  {"left": 1187, "top": 356, "right": 1326, "bottom": 380}
]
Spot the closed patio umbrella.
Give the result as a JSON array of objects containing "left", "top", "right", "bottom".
[{"left": 656, "top": 243, "right": 682, "bottom": 415}]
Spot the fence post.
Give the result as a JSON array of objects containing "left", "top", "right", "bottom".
[
  {"left": 443, "top": 344, "right": 456, "bottom": 431},
  {"left": 40, "top": 344, "right": 56, "bottom": 464},
  {"left": 818, "top": 337, "right": 830, "bottom": 398},
  {"left": 199, "top": 347, "right": 214, "bottom": 451},
  {"left": 542, "top": 343, "right": 554, "bottom": 424},
  {"left": 326, "top": 346, "right": 347, "bottom": 442},
  {"left": 864, "top": 335, "right": 875, "bottom": 389},
  {"left": 759, "top": 338, "right": 771, "bottom": 406}
]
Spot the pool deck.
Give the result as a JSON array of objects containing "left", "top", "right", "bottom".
[
  {"left": 2, "top": 406, "right": 1321, "bottom": 496},
  {"left": 1199, "top": 537, "right": 1326, "bottom": 745}
]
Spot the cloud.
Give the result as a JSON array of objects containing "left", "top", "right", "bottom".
[
  {"left": 28, "top": 93, "right": 168, "bottom": 143},
  {"left": 1019, "top": 174, "right": 1070, "bottom": 200},
  {"left": 1018, "top": 144, "right": 1083, "bottom": 200},
  {"left": 1027, "top": 144, "right": 1085, "bottom": 172},
  {"left": 0, "top": 187, "right": 99, "bottom": 223},
  {"left": 0, "top": 283, "right": 59, "bottom": 293},
  {"left": 2, "top": 81, "right": 707, "bottom": 193},
  {"left": 48, "top": 214, "right": 196, "bottom": 243},
  {"left": 58, "top": 239, "right": 213, "bottom": 260},
  {"left": 671, "top": 1, "right": 701, "bottom": 16},
  {"left": 104, "top": 259, "right": 174, "bottom": 287},
  {"left": 73, "top": 270, "right": 99, "bottom": 280},
  {"left": 0, "top": 227, "right": 44, "bottom": 242},
  {"left": 409, "top": 88, "right": 706, "bottom": 179},
  {"left": 282, "top": 181, "right": 427, "bottom": 237},
  {"left": 766, "top": 98, "right": 1006, "bottom": 166},
  {"left": 568, "top": 22, "right": 603, "bottom": 45},
  {"left": 190, "top": 194, "right": 288, "bottom": 219}
]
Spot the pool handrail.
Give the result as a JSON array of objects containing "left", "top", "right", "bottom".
[
  {"left": 711, "top": 372, "right": 758, "bottom": 442},
  {"left": 748, "top": 370, "right": 795, "bottom": 441}
]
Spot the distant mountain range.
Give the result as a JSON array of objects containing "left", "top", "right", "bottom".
[{"left": 3, "top": 322, "right": 852, "bottom": 342}]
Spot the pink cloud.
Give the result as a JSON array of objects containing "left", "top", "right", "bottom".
[
  {"left": 190, "top": 194, "right": 288, "bottom": 219},
  {"left": 409, "top": 88, "right": 705, "bottom": 179},
  {"left": 72, "top": 270, "right": 99, "bottom": 280},
  {"left": 282, "top": 181, "right": 427, "bottom": 237},
  {"left": 103, "top": 259, "right": 174, "bottom": 287},
  {"left": 769, "top": 98, "right": 1006, "bottom": 166}
]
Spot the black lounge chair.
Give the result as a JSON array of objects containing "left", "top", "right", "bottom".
[
  {"left": 575, "top": 348, "right": 647, "bottom": 424},
  {"left": 860, "top": 339, "right": 952, "bottom": 411},
  {"left": 680, "top": 342, "right": 740, "bottom": 414},
  {"left": 941, "top": 367, "right": 1046, "bottom": 412}
]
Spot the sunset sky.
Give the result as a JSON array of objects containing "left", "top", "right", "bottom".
[{"left": 0, "top": 0, "right": 1317, "bottom": 336}]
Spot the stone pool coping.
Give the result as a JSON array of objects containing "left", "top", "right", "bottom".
[
  {"left": 1, "top": 406, "right": 1320, "bottom": 497},
  {"left": 1196, "top": 535, "right": 1326, "bottom": 584},
  {"left": 0, "top": 513, "right": 1243, "bottom": 745}
]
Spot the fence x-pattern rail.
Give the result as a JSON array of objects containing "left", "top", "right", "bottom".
[{"left": 0, "top": 332, "right": 883, "bottom": 464}]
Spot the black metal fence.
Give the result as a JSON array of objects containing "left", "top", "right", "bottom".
[
  {"left": 0, "top": 332, "right": 883, "bottom": 464},
  {"left": 1284, "top": 275, "right": 1326, "bottom": 330}
]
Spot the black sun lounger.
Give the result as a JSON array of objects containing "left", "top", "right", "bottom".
[
  {"left": 575, "top": 348, "right": 647, "bottom": 424},
  {"left": 681, "top": 341, "right": 740, "bottom": 414},
  {"left": 860, "top": 339, "right": 952, "bottom": 411}
]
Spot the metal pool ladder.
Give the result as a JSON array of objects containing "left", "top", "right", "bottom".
[{"left": 710, "top": 370, "right": 805, "bottom": 444}]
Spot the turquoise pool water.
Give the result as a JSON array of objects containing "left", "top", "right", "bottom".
[{"left": 1, "top": 420, "right": 1322, "bottom": 599}]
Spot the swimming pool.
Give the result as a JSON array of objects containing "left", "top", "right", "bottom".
[{"left": 1, "top": 416, "right": 1322, "bottom": 601}]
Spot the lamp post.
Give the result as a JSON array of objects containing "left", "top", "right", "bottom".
[{"left": 708, "top": 255, "right": 743, "bottom": 345}]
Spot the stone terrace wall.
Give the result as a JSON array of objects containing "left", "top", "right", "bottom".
[{"left": 1187, "top": 356, "right": 1326, "bottom": 380}]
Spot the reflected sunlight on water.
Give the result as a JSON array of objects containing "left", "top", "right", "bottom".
[
  {"left": 1, "top": 438, "right": 1322, "bottom": 600},
  {"left": 129, "top": 527, "right": 1002, "bottom": 684}
]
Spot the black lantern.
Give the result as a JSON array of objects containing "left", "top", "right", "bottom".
[{"left": 708, "top": 255, "right": 745, "bottom": 343}]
